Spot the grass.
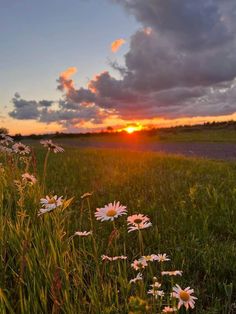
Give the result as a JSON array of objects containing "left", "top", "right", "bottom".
[{"left": 1, "top": 145, "right": 236, "bottom": 313}]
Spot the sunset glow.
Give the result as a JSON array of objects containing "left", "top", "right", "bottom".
[
  {"left": 1, "top": 0, "right": 236, "bottom": 135},
  {"left": 123, "top": 124, "right": 143, "bottom": 134}
]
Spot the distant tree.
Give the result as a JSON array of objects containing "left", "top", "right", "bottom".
[
  {"left": 0, "top": 127, "right": 9, "bottom": 134},
  {"left": 14, "top": 133, "right": 22, "bottom": 141},
  {"left": 107, "top": 126, "right": 114, "bottom": 132}
]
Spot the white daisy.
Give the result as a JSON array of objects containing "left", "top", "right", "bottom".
[
  {"left": 22, "top": 173, "right": 37, "bottom": 185},
  {"left": 156, "top": 254, "right": 170, "bottom": 262},
  {"left": 74, "top": 230, "right": 92, "bottom": 237},
  {"left": 147, "top": 284, "right": 164, "bottom": 298},
  {"left": 131, "top": 258, "right": 148, "bottom": 271},
  {"left": 40, "top": 195, "right": 63, "bottom": 209},
  {"left": 0, "top": 133, "right": 13, "bottom": 145},
  {"left": 38, "top": 207, "right": 54, "bottom": 216},
  {"left": 162, "top": 306, "right": 177, "bottom": 313},
  {"left": 40, "top": 139, "right": 64, "bottom": 153},
  {"left": 95, "top": 201, "right": 127, "bottom": 221},
  {"left": 81, "top": 192, "right": 93, "bottom": 199},
  {"left": 172, "top": 284, "right": 197, "bottom": 310},
  {"left": 161, "top": 270, "right": 183, "bottom": 276},
  {"left": 142, "top": 254, "right": 159, "bottom": 262},
  {"left": 129, "top": 272, "right": 143, "bottom": 284},
  {"left": 0, "top": 145, "right": 12, "bottom": 154},
  {"left": 127, "top": 214, "right": 152, "bottom": 232},
  {"left": 101, "top": 255, "right": 127, "bottom": 261},
  {"left": 12, "top": 142, "right": 31, "bottom": 155},
  {"left": 38, "top": 195, "right": 63, "bottom": 216}
]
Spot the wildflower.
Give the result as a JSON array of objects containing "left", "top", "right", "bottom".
[
  {"left": 156, "top": 254, "right": 170, "bottom": 262},
  {"left": 172, "top": 284, "right": 197, "bottom": 310},
  {"left": 22, "top": 173, "right": 37, "bottom": 185},
  {"left": 101, "top": 255, "right": 127, "bottom": 261},
  {"left": 74, "top": 231, "right": 92, "bottom": 237},
  {"left": 0, "top": 145, "right": 12, "bottom": 153},
  {"left": 143, "top": 254, "right": 159, "bottom": 262},
  {"left": 38, "top": 207, "right": 54, "bottom": 216},
  {"left": 131, "top": 258, "right": 148, "bottom": 271},
  {"left": 12, "top": 142, "right": 31, "bottom": 155},
  {"left": 129, "top": 272, "right": 143, "bottom": 284},
  {"left": 161, "top": 270, "right": 183, "bottom": 276},
  {"left": 95, "top": 201, "right": 127, "bottom": 221},
  {"left": 38, "top": 195, "right": 63, "bottom": 216},
  {"left": 0, "top": 133, "right": 13, "bottom": 145},
  {"left": 40, "top": 139, "right": 64, "bottom": 153},
  {"left": 147, "top": 281, "right": 164, "bottom": 298},
  {"left": 150, "top": 281, "right": 162, "bottom": 289},
  {"left": 81, "top": 192, "right": 93, "bottom": 199},
  {"left": 127, "top": 214, "right": 152, "bottom": 232},
  {"left": 162, "top": 306, "right": 177, "bottom": 313},
  {"left": 40, "top": 195, "right": 63, "bottom": 210}
]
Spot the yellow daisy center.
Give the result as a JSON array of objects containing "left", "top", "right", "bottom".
[
  {"left": 106, "top": 208, "right": 117, "bottom": 217},
  {"left": 179, "top": 290, "right": 190, "bottom": 302},
  {"left": 134, "top": 218, "right": 143, "bottom": 224},
  {"left": 48, "top": 198, "right": 56, "bottom": 204},
  {"left": 145, "top": 255, "right": 152, "bottom": 260}
]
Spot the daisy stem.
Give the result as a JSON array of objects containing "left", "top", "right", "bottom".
[
  {"left": 42, "top": 150, "right": 50, "bottom": 190},
  {"left": 112, "top": 220, "right": 118, "bottom": 255},
  {"left": 138, "top": 229, "right": 144, "bottom": 256}
]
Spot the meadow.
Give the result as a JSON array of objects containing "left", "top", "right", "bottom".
[{"left": 0, "top": 138, "right": 236, "bottom": 313}]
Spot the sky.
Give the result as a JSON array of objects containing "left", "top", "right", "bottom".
[{"left": 1, "top": 0, "right": 236, "bottom": 135}]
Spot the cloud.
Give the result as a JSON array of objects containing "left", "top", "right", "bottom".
[
  {"left": 111, "top": 38, "right": 126, "bottom": 52},
  {"left": 8, "top": 90, "right": 111, "bottom": 130},
  {"left": 99, "top": 0, "right": 236, "bottom": 117},
  {"left": 9, "top": 96, "right": 40, "bottom": 120},
  {"left": 8, "top": 1, "right": 236, "bottom": 130}
]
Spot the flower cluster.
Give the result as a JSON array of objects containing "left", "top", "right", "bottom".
[{"left": 93, "top": 200, "right": 197, "bottom": 311}]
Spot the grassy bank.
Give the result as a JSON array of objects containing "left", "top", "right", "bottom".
[{"left": 1, "top": 147, "right": 236, "bottom": 313}]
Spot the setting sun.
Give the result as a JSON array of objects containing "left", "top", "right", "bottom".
[
  {"left": 126, "top": 126, "right": 136, "bottom": 134},
  {"left": 124, "top": 124, "right": 143, "bottom": 134}
]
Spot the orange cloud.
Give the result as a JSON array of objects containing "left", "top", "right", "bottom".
[
  {"left": 111, "top": 39, "right": 126, "bottom": 53},
  {"left": 58, "top": 67, "right": 77, "bottom": 93},
  {"left": 60, "top": 67, "right": 77, "bottom": 80}
]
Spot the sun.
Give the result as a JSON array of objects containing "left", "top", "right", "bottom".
[
  {"left": 126, "top": 126, "right": 136, "bottom": 134},
  {"left": 123, "top": 124, "right": 143, "bottom": 134}
]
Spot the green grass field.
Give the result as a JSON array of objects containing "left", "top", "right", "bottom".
[{"left": 1, "top": 145, "right": 236, "bottom": 313}]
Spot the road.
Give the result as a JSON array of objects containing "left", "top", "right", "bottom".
[{"left": 63, "top": 140, "right": 236, "bottom": 160}]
